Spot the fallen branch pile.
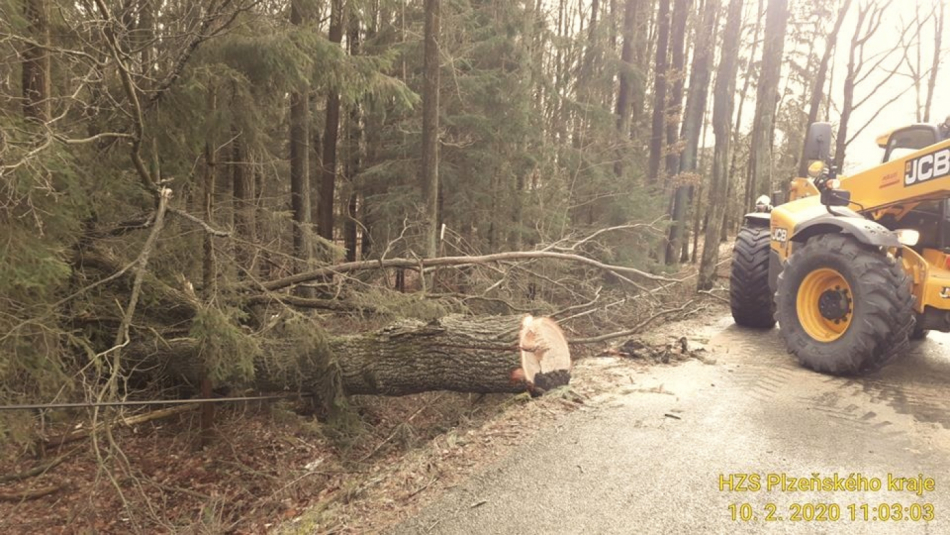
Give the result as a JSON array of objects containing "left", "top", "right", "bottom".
[{"left": 600, "top": 336, "right": 714, "bottom": 364}]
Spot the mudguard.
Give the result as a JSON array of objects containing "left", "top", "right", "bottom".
[
  {"left": 743, "top": 212, "right": 771, "bottom": 227},
  {"left": 791, "top": 213, "right": 901, "bottom": 248}
]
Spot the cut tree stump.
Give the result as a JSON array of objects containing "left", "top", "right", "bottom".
[{"left": 133, "top": 315, "right": 572, "bottom": 397}]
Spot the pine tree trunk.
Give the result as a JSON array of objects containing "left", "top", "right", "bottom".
[
  {"left": 289, "top": 0, "right": 312, "bottom": 273},
  {"left": 232, "top": 131, "right": 255, "bottom": 274},
  {"left": 698, "top": 0, "right": 743, "bottom": 291},
  {"left": 690, "top": 182, "right": 704, "bottom": 263},
  {"left": 614, "top": 0, "right": 639, "bottom": 177},
  {"left": 663, "top": 0, "right": 689, "bottom": 179},
  {"left": 203, "top": 86, "right": 217, "bottom": 295},
  {"left": 320, "top": 0, "right": 344, "bottom": 243},
  {"left": 690, "top": 106, "right": 712, "bottom": 263},
  {"left": 734, "top": 0, "right": 763, "bottom": 218},
  {"left": 581, "top": 0, "right": 601, "bottom": 89},
  {"left": 343, "top": 15, "right": 362, "bottom": 262},
  {"left": 21, "top": 0, "right": 50, "bottom": 121},
  {"left": 666, "top": 0, "right": 710, "bottom": 265},
  {"left": 747, "top": 0, "right": 788, "bottom": 200},
  {"left": 630, "top": 0, "right": 650, "bottom": 129},
  {"left": 138, "top": 0, "right": 153, "bottom": 79},
  {"left": 421, "top": 0, "right": 441, "bottom": 258},
  {"left": 359, "top": 2, "right": 386, "bottom": 259},
  {"left": 647, "top": 0, "right": 671, "bottom": 183}
]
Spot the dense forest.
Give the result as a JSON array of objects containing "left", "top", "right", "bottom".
[{"left": 0, "top": 0, "right": 947, "bottom": 525}]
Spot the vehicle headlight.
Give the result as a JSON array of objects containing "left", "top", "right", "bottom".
[{"left": 897, "top": 229, "right": 920, "bottom": 247}]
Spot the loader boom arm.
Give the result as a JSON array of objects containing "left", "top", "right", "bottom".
[{"left": 839, "top": 138, "right": 950, "bottom": 213}]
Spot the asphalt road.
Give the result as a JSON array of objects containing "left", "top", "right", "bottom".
[{"left": 394, "top": 315, "right": 950, "bottom": 534}]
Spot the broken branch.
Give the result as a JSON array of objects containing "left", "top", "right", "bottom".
[{"left": 261, "top": 251, "right": 679, "bottom": 293}]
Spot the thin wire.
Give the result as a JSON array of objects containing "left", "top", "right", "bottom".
[{"left": 0, "top": 394, "right": 310, "bottom": 412}]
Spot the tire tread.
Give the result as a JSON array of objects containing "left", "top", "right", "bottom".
[
  {"left": 730, "top": 225, "right": 776, "bottom": 328},
  {"left": 776, "top": 233, "right": 914, "bottom": 375}
]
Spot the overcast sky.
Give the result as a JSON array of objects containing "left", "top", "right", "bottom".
[{"left": 543, "top": 0, "right": 947, "bottom": 173}]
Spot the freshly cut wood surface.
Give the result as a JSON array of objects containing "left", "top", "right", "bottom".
[{"left": 519, "top": 316, "right": 572, "bottom": 393}]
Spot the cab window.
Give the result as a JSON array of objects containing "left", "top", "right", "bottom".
[{"left": 883, "top": 126, "right": 939, "bottom": 162}]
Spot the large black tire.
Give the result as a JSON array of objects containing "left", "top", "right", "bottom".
[
  {"left": 730, "top": 225, "right": 776, "bottom": 328},
  {"left": 776, "top": 233, "right": 915, "bottom": 375}
]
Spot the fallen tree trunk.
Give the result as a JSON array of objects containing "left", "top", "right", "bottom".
[
  {"left": 133, "top": 315, "right": 571, "bottom": 397},
  {"left": 325, "top": 315, "right": 571, "bottom": 396}
]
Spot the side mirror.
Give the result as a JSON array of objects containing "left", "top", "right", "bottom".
[
  {"left": 771, "top": 190, "right": 786, "bottom": 207},
  {"left": 820, "top": 188, "right": 851, "bottom": 207},
  {"left": 803, "top": 122, "right": 832, "bottom": 162}
]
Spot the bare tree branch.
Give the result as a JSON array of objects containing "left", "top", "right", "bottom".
[{"left": 261, "top": 251, "right": 681, "bottom": 293}]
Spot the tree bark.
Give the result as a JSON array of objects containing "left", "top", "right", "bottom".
[
  {"left": 663, "top": 0, "right": 690, "bottom": 179},
  {"left": 320, "top": 0, "right": 344, "bottom": 243},
  {"left": 614, "top": 0, "right": 639, "bottom": 177},
  {"left": 360, "top": 3, "right": 385, "bottom": 258},
  {"left": 630, "top": 0, "right": 651, "bottom": 129},
  {"left": 578, "top": 0, "right": 601, "bottom": 118},
  {"left": 421, "top": 0, "right": 441, "bottom": 258},
  {"left": 647, "top": 0, "right": 671, "bottom": 183},
  {"left": 657, "top": 0, "right": 689, "bottom": 262},
  {"left": 734, "top": 0, "right": 763, "bottom": 223},
  {"left": 289, "top": 0, "right": 312, "bottom": 271},
  {"left": 747, "top": 0, "right": 788, "bottom": 201},
  {"left": 133, "top": 315, "right": 572, "bottom": 397},
  {"left": 231, "top": 131, "right": 256, "bottom": 274},
  {"left": 698, "top": 0, "right": 743, "bottom": 291},
  {"left": 203, "top": 86, "right": 217, "bottom": 295},
  {"left": 344, "top": 13, "right": 362, "bottom": 262},
  {"left": 137, "top": 0, "right": 153, "bottom": 79},
  {"left": 322, "top": 315, "right": 571, "bottom": 396},
  {"left": 21, "top": 0, "right": 50, "bottom": 121},
  {"left": 666, "top": 0, "right": 713, "bottom": 265}
]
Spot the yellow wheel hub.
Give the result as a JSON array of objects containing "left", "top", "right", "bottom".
[{"left": 796, "top": 268, "right": 853, "bottom": 342}]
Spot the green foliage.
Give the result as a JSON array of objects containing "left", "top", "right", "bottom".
[
  {"left": 266, "top": 314, "right": 362, "bottom": 434},
  {"left": 189, "top": 306, "right": 262, "bottom": 384},
  {"left": 0, "top": 0, "right": 687, "bottom": 450},
  {"left": 353, "top": 287, "right": 454, "bottom": 320},
  {"left": 0, "top": 119, "right": 93, "bottom": 445},
  {"left": 0, "top": 232, "right": 72, "bottom": 297}
]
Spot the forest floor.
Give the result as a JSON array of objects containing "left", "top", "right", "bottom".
[{"left": 0, "top": 304, "right": 724, "bottom": 535}]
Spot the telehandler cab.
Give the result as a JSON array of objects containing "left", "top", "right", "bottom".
[{"left": 730, "top": 117, "right": 950, "bottom": 375}]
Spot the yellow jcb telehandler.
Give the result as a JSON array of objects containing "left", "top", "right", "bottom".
[{"left": 730, "top": 117, "right": 950, "bottom": 375}]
